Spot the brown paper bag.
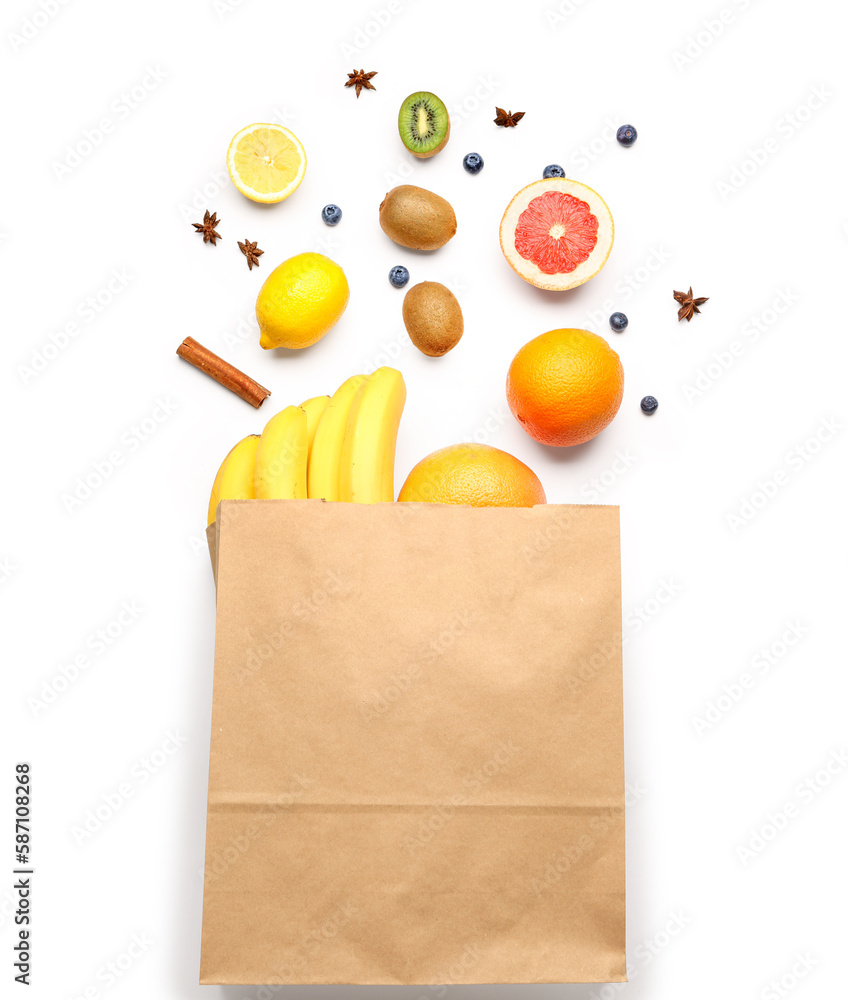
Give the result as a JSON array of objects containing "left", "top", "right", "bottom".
[{"left": 201, "top": 500, "right": 625, "bottom": 985}]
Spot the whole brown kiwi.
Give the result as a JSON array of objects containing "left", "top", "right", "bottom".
[
  {"left": 402, "top": 281, "right": 464, "bottom": 357},
  {"left": 379, "top": 185, "right": 456, "bottom": 251}
]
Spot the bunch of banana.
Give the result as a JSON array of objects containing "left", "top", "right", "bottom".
[{"left": 207, "top": 367, "right": 406, "bottom": 526}]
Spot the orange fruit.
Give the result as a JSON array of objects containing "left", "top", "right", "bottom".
[
  {"left": 506, "top": 328, "right": 624, "bottom": 447},
  {"left": 398, "top": 444, "right": 546, "bottom": 507}
]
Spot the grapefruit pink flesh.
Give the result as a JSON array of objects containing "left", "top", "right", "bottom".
[
  {"left": 514, "top": 192, "right": 599, "bottom": 275},
  {"left": 499, "top": 177, "right": 614, "bottom": 291}
]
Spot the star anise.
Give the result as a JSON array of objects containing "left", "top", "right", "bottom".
[
  {"left": 237, "top": 239, "right": 263, "bottom": 270},
  {"left": 494, "top": 107, "right": 525, "bottom": 128},
  {"left": 192, "top": 210, "right": 221, "bottom": 245},
  {"left": 345, "top": 69, "right": 377, "bottom": 98},
  {"left": 673, "top": 287, "right": 709, "bottom": 322}
]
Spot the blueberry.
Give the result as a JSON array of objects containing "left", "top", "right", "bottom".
[
  {"left": 321, "top": 204, "right": 342, "bottom": 226},
  {"left": 609, "top": 312, "right": 628, "bottom": 332},
  {"left": 640, "top": 395, "right": 659, "bottom": 415},
  {"left": 463, "top": 152, "right": 484, "bottom": 174},
  {"left": 543, "top": 164, "right": 565, "bottom": 178},
  {"left": 616, "top": 124, "right": 637, "bottom": 147},
  {"left": 389, "top": 265, "right": 409, "bottom": 288}
]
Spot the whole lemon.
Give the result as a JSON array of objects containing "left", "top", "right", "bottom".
[{"left": 256, "top": 252, "right": 350, "bottom": 350}]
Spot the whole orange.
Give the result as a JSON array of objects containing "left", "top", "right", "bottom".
[
  {"left": 398, "top": 443, "right": 546, "bottom": 507},
  {"left": 506, "top": 328, "right": 624, "bottom": 447}
]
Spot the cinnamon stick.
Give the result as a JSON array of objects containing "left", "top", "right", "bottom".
[{"left": 176, "top": 337, "right": 271, "bottom": 408}]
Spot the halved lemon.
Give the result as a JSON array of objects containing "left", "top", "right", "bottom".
[{"left": 226, "top": 123, "right": 306, "bottom": 204}]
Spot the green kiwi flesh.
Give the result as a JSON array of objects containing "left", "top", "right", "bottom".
[{"left": 398, "top": 92, "right": 450, "bottom": 159}]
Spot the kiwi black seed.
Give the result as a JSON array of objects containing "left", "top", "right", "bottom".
[{"left": 398, "top": 92, "right": 450, "bottom": 159}]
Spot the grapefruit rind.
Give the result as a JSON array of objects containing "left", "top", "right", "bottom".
[{"left": 499, "top": 178, "right": 614, "bottom": 291}]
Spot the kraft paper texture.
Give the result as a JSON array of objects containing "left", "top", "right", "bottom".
[{"left": 200, "top": 499, "right": 625, "bottom": 985}]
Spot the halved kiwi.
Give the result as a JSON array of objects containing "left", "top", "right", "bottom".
[{"left": 398, "top": 92, "right": 450, "bottom": 159}]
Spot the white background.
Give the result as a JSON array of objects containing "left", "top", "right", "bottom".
[{"left": 2, "top": 0, "right": 847, "bottom": 997}]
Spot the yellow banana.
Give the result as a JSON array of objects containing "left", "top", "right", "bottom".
[
  {"left": 299, "top": 395, "right": 331, "bottom": 462},
  {"left": 339, "top": 367, "right": 406, "bottom": 503},
  {"left": 308, "top": 375, "right": 366, "bottom": 500},
  {"left": 207, "top": 442, "right": 240, "bottom": 526},
  {"left": 218, "top": 434, "right": 260, "bottom": 502},
  {"left": 255, "top": 406, "right": 308, "bottom": 499}
]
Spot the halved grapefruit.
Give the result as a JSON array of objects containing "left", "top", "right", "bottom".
[{"left": 500, "top": 177, "right": 614, "bottom": 291}]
